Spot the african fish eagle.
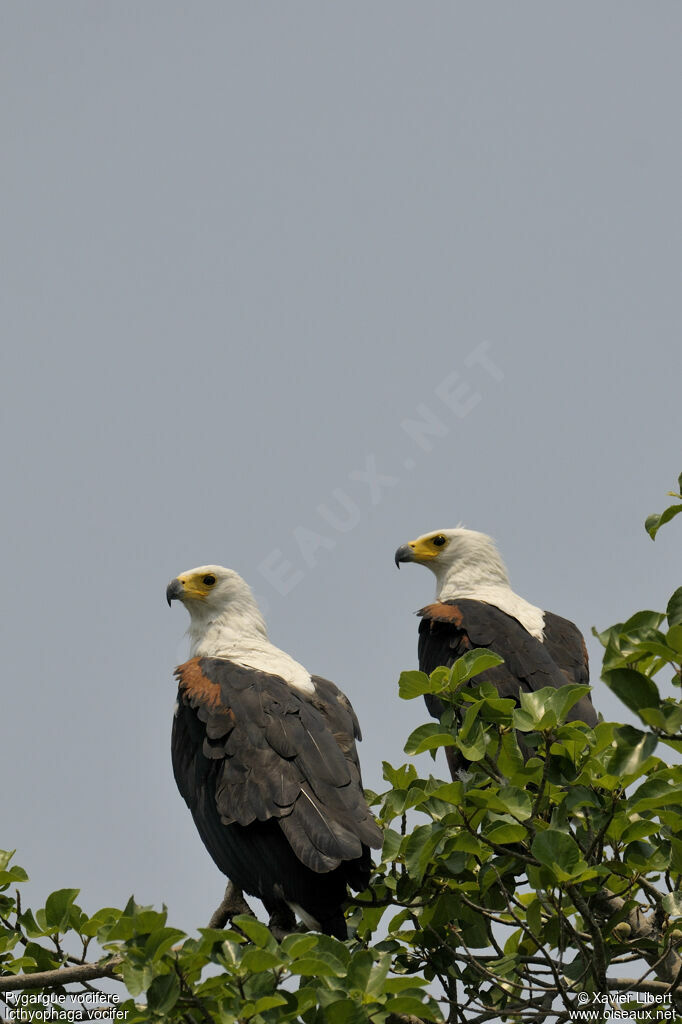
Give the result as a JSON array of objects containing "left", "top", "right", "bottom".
[
  {"left": 394, "top": 529, "right": 598, "bottom": 775},
  {"left": 167, "top": 565, "right": 381, "bottom": 939}
]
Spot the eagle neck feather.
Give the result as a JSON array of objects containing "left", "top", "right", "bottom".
[
  {"left": 435, "top": 553, "right": 546, "bottom": 640},
  {"left": 187, "top": 596, "right": 315, "bottom": 695}
]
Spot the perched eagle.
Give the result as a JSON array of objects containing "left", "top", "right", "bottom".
[
  {"left": 167, "top": 565, "right": 381, "bottom": 938},
  {"left": 394, "top": 529, "right": 597, "bottom": 774}
]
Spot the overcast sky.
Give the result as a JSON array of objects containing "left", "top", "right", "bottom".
[{"left": 3, "top": 3, "right": 681, "bottom": 933}]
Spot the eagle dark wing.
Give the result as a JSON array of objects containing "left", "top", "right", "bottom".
[
  {"left": 305, "top": 675, "right": 375, "bottom": 875},
  {"left": 310, "top": 675, "right": 363, "bottom": 765},
  {"left": 542, "top": 611, "right": 590, "bottom": 688},
  {"left": 418, "top": 600, "right": 597, "bottom": 728},
  {"left": 171, "top": 657, "right": 381, "bottom": 937}
]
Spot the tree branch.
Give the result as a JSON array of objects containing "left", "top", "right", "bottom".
[
  {"left": 610, "top": 978, "right": 679, "bottom": 995},
  {"left": 0, "top": 956, "right": 122, "bottom": 994},
  {"left": 568, "top": 885, "right": 608, "bottom": 996}
]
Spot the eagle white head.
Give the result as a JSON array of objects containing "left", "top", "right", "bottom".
[
  {"left": 394, "top": 527, "right": 545, "bottom": 638},
  {"left": 166, "top": 564, "right": 267, "bottom": 638},
  {"left": 166, "top": 564, "right": 314, "bottom": 692},
  {"left": 394, "top": 528, "right": 511, "bottom": 594}
]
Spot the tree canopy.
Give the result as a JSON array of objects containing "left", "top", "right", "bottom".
[{"left": 2, "top": 474, "right": 682, "bottom": 1024}]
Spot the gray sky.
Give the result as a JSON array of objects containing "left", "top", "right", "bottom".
[{"left": 3, "top": 3, "right": 681, "bottom": 932}]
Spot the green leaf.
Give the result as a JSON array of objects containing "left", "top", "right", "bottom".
[
  {"left": 404, "top": 722, "right": 455, "bottom": 755},
  {"left": 515, "top": 688, "right": 559, "bottom": 730},
  {"left": 621, "top": 609, "right": 668, "bottom": 633},
  {"left": 79, "top": 907, "right": 122, "bottom": 939},
  {"left": 345, "top": 949, "right": 373, "bottom": 994},
  {"left": 455, "top": 718, "right": 487, "bottom": 760},
  {"left": 485, "top": 822, "right": 528, "bottom": 844},
  {"left": 384, "top": 978, "right": 429, "bottom": 993},
  {"left": 498, "top": 730, "right": 525, "bottom": 775},
  {"left": 378, "top": 828, "right": 401, "bottom": 864},
  {"left": 458, "top": 699, "right": 484, "bottom": 741},
  {"left": 668, "top": 588, "right": 682, "bottom": 629},
  {"left": 386, "top": 995, "right": 442, "bottom": 1020},
  {"left": 429, "top": 666, "right": 452, "bottom": 691},
  {"left": 253, "top": 995, "right": 288, "bottom": 1014},
  {"left": 662, "top": 737, "right": 682, "bottom": 754},
  {"left": 232, "top": 914, "right": 275, "bottom": 949},
  {"left": 289, "top": 954, "right": 346, "bottom": 977},
  {"left": 604, "top": 726, "right": 658, "bottom": 777},
  {"left": 324, "top": 999, "right": 371, "bottom": 1024},
  {"left": 630, "top": 775, "right": 682, "bottom": 812},
  {"left": 553, "top": 685, "right": 594, "bottom": 723},
  {"left": 0, "top": 850, "right": 16, "bottom": 873},
  {"left": 366, "top": 951, "right": 392, "bottom": 997},
  {"left": 428, "top": 781, "right": 464, "bottom": 805},
  {"left": 619, "top": 819, "right": 660, "bottom": 844},
  {"left": 119, "top": 899, "right": 166, "bottom": 934},
  {"left": 622, "top": 639, "right": 680, "bottom": 661},
  {"left": 480, "top": 696, "right": 516, "bottom": 723},
  {"left": 404, "top": 824, "right": 443, "bottom": 882},
  {"left": 280, "top": 933, "right": 318, "bottom": 959},
  {"left": 22, "top": 941, "right": 60, "bottom": 972},
  {"left": 524, "top": 897, "right": 542, "bottom": 936},
  {"left": 302, "top": 933, "right": 350, "bottom": 965},
  {"left": 497, "top": 785, "right": 532, "bottom": 821},
  {"left": 0, "top": 865, "right": 29, "bottom": 887},
  {"left": 144, "top": 926, "right": 185, "bottom": 961},
  {"left": 15, "top": 909, "right": 43, "bottom": 939},
  {"left": 667, "top": 624, "right": 682, "bottom": 654},
  {"left": 382, "top": 761, "right": 417, "bottom": 788},
  {"left": 147, "top": 973, "right": 180, "bottom": 1015},
  {"left": 602, "top": 668, "right": 661, "bottom": 713},
  {"left": 241, "top": 947, "right": 283, "bottom": 971},
  {"left": 292, "top": 988, "right": 322, "bottom": 1015},
  {"left": 624, "top": 840, "right": 671, "bottom": 872},
  {"left": 639, "top": 703, "right": 682, "bottom": 733},
  {"left": 121, "top": 960, "right": 155, "bottom": 997},
  {"left": 401, "top": 782, "right": 429, "bottom": 810},
  {"left": 450, "top": 649, "right": 505, "bottom": 686},
  {"left": 1, "top": 956, "right": 37, "bottom": 973},
  {"left": 44, "top": 888, "right": 80, "bottom": 930},
  {"left": 398, "top": 670, "right": 432, "bottom": 700},
  {"left": 645, "top": 514, "right": 660, "bottom": 539},
  {"left": 646, "top": 502, "right": 682, "bottom": 540},
  {"left": 531, "top": 829, "right": 582, "bottom": 877}
]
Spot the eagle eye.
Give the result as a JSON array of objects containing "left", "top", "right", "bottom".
[
  {"left": 203, "top": 574, "right": 216, "bottom": 586},
  {"left": 432, "top": 535, "right": 447, "bottom": 547}
]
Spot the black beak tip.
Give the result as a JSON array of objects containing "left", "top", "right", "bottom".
[
  {"left": 394, "top": 543, "right": 417, "bottom": 569},
  {"left": 166, "top": 580, "right": 182, "bottom": 607},
  {"left": 394, "top": 544, "right": 412, "bottom": 569}
]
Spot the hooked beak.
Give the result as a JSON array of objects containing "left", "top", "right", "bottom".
[
  {"left": 394, "top": 543, "right": 416, "bottom": 568},
  {"left": 166, "top": 578, "right": 184, "bottom": 606}
]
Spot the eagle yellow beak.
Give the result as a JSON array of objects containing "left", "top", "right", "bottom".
[
  {"left": 395, "top": 537, "right": 442, "bottom": 567},
  {"left": 166, "top": 573, "right": 214, "bottom": 605}
]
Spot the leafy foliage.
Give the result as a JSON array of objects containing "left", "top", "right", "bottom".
[
  {"left": 3, "top": 476, "right": 682, "bottom": 1022},
  {"left": 645, "top": 471, "right": 682, "bottom": 540}
]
